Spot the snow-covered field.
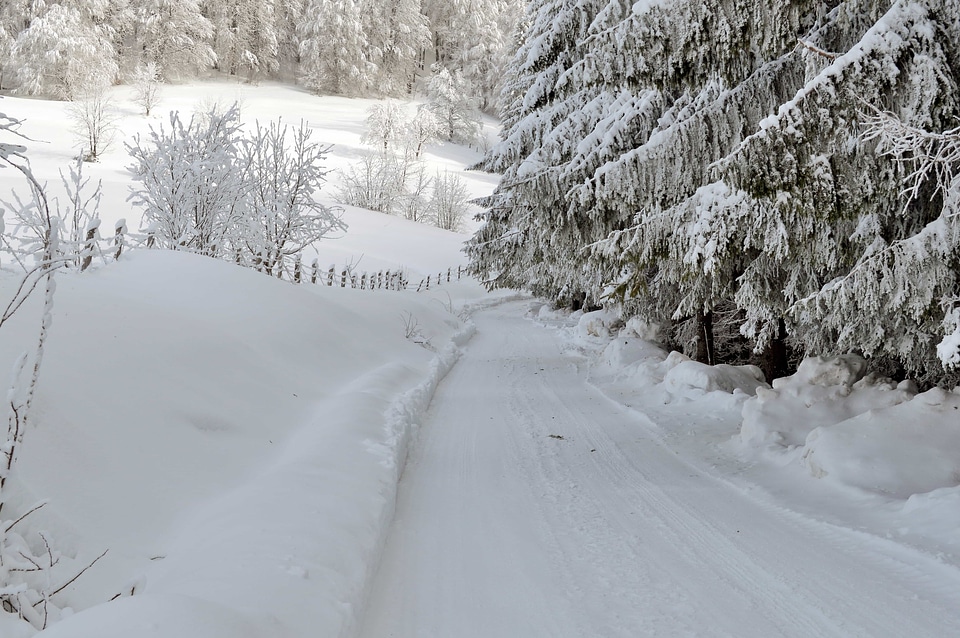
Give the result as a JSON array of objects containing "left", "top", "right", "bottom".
[{"left": 0, "top": 81, "right": 958, "bottom": 636}]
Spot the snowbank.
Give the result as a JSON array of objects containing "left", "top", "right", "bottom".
[
  {"left": 585, "top": 317, "right": 768, "bottom": 407},
  {"left": 663, "top": 358, "right": 767, "bottom": 396},
  {"left": 740, "top": 355, "right": 915, "bottom": 449},
  {"left": 802, "top": 387, "right": 960, "bottom": 498},
  {"left": 0, "top": 253, "right": 484, "bottom": 637},
  {"left": 575, "top": 308, "right": 621, "bottom": 339}
]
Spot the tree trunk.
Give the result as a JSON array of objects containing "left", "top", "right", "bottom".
[
  {"left": 694, "top": 310, "right": 715, "bottom": 365},
  {"left": 570, "top": 291, "right": 586, "bottom": 312},
  {"left": 760, "top": 318, "right": 789, "bottom": 382}
]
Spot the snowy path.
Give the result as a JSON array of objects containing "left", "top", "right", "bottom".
[{"left": 357, "top": 302, "right": 960, "bottom": 638}]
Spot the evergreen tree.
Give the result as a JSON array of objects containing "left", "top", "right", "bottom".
[
  {"left": 366, "top": 0, "right": 430, "bottom": 96},
  {"left": 10, "top": 1, "right": 118, "bottom": 98},
  {"left": 298, "top": 0, "right": 376, "bottom": 96},
  {"left": 132, "top": 0, "right": 215, "bottom": 80},
  {"left": 466, "top": 0, "right": 622, "bottom": 299},
  {"left": 423, "top": 0, "right": 523, "bottom": 110},
  {"left": 274, "top": 0, "right": 304, "bottom": 73},
  {"left": 470, "top": 0, "right": 960, "bottom": 380},
  {"left": 205, "top": 0, "right": 279, "bottom": 79}
]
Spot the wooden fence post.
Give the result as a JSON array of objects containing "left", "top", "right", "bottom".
[
  {"left": 80, "top": 219, "right": 100, "bottom": 272},
  {"left": 114, "top": 219, "right": 127, "bottom": 261}
]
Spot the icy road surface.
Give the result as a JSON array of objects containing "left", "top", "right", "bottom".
[{"left": 358, "top": 302, "right": 960, "bottom": 638}]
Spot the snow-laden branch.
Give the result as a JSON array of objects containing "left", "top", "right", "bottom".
[{"left": 861, "top": 104, "right": 960, "bottom": 212}]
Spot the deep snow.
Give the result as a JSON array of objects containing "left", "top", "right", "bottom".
[{"left": 0, "top": 81, "right": 958, "bottom": 636}]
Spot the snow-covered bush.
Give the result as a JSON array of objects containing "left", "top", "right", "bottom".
[
  {"left": 236, "top": 119, "right": 345, "bottom": 276},
  {"left": 429, "top": 170, "right": 469, "bottom": 231},
  {"left": 342, "top": 104, "right": 461, "bottom": 230},
  {"left": 128, "top": 106, "right": 342, "bottom": 271},
  {"left": 337, "top": 152, "right": 409, "bottom": 214},
  {"left": 127, "top": 105, "right": 246, "bottom": 256},
  {"left": 0, "top": 116, "right": 106, "bottom": 632}
]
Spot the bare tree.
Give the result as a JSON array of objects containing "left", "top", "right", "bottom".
[
  {"left": 132, "top": 62, "right": 163, "bottom": 116},
  {"left": 429, "top": 169, "right": 470, "bottom": 231},
  {"left": 68, "top": 85, "right": 118, "bottom": 162}
]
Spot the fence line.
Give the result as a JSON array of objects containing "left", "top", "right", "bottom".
[{"left": 19, "top": 226, "right": 470, "bottom": 294}]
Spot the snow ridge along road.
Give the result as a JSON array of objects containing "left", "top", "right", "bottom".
[{"left": 357, "top": 301, "right": 960, "bottom": 638}]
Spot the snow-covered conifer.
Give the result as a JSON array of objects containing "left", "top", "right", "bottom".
[
  {"left": 472, "top": 0, "right": 960, "bottom": 380},
  {"left": 298, "top": 0, "right": 376, "bottom": 96},
  {"left": 466, "top": 0, "right": 610, "bottom": 296},
  {"left": 426, "top": 67, "right": 481, "bottom": 145},
  {"left": 205, "top": 0, "right": 279, "bottom": 79},
  {"left": 131, "top": 0, "right": 215, "bottom": 80},
  {"left": 366, "top": 0, "right": 429, "bottom": 96},
  {"left": 10, "top": 2, "right": 118, "bottom": 98},
  {"left": 274, "top": 0, "right": 305, "bottom": 73},
  {"left": 423, "top": 0, "right": 523, "bottom": 110}
]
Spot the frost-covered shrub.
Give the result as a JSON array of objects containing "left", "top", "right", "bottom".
[
  {"left": 131, "top": 63, "right": 163, "bottom": 116},
  {"left": 236, "top": 119, "right": 345, "bottom": 276},
  {"left": 128, "top": 106, "right": 343, "bottom": 270},
  {"left": 429, "top": 170, "right": 469, "bottom": 231},
  {"left": 68, "top": 86, "right": 118, "bottom": 162},
  {"left": 127, "top": 105, "right": 245, "bottom": 256},
  {"left": 341, "top": 105, "right": 461, "bottom": 230},
  {"left": 337, "top": 152, "right": 408, "bottom": 214},
  {"left": 0, "top": 124, "right": 106, "bottom": 632}
]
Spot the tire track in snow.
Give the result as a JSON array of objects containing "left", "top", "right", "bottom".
[{"left": 357, "top": 302, "right": 960, "bottom": 638}]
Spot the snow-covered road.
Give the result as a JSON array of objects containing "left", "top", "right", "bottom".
[{"left": 357, "top": 302, "right": 960, "bottom": 638}]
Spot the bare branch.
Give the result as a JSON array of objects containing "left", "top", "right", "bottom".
[
  {"left": 4, "top": 500, "right": 49, "bottom": 533},
  {"left": 795, "top": 38, "right": 839, "bottom": 60},
  {"left": 44, "top": 549, "right": 109, "bottom": 600}
]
